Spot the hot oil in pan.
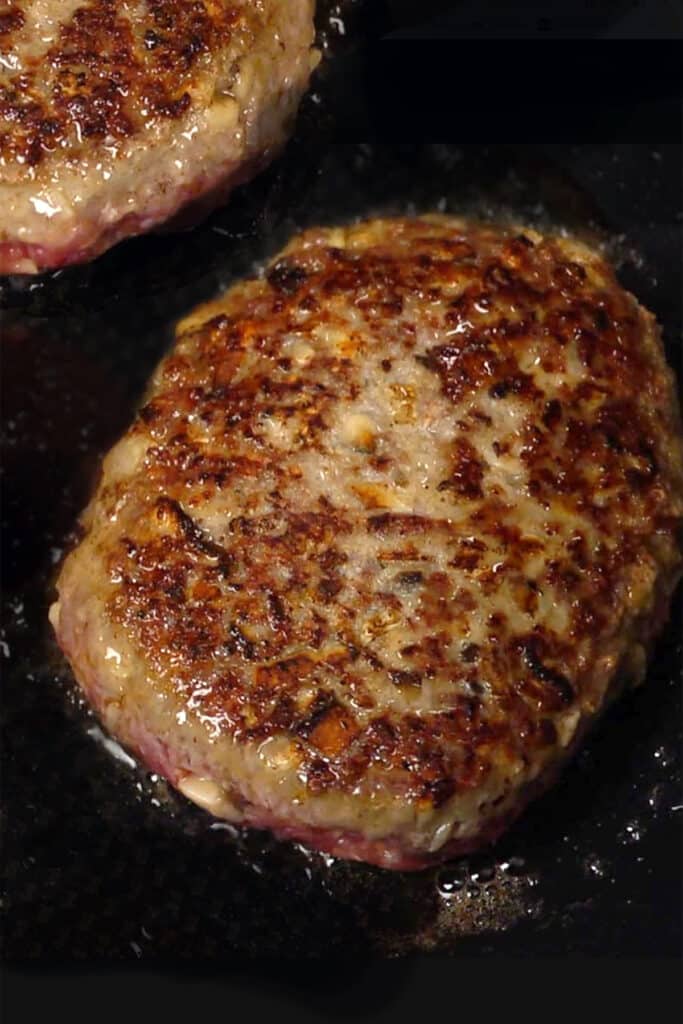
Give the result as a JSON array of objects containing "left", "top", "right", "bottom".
[{"left": 2, "top": 143, "right": 681, "bottom": 959}]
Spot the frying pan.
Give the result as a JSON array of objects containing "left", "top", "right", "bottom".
[{"left": 1, "top": 0, "right": 681, "bottom": 991}]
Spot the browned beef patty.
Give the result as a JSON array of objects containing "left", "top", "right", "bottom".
[
  {"left": 50, "top": 216, "right": 683, "bottom": 869},
  {"left": 0, "top": 1, "right": 316, "bottom": 273}
]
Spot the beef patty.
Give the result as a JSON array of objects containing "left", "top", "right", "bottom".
[
  {"left": 50, "top": 216, "right": 683, "bottom": 870},
  {"left": 0, "top": 1, "right": 316, "bottom": 274}
]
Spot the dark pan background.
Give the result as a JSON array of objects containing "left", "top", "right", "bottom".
[{"left": 1, "top": 5, "right": 682, "bottom": 1020}]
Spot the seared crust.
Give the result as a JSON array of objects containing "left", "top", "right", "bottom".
[
  {"left": 1, "top": 1, "right": 246, "bottom": 166},
  {"left": 51, "top": 216, "right": 683, "bottom": 868},
  {"left": 0, "top": 1, "right": 316, "bottom": 271}
]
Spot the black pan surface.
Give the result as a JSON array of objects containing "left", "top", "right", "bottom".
[{"left": 1, "top": 9, "right": 681, "bottom": 974}]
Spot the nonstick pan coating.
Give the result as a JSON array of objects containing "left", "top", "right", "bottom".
[{"left": 1, "top": 52, "right": 681, "bottom": 964}]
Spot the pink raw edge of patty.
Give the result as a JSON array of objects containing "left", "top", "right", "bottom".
[{"left": 0, "top": 149, "right": 273, "bottom": 275}]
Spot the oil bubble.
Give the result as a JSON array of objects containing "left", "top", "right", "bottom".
[
  {"left": 436, "top": 869, "right": 467, "bottom": 897},
  {"left": 653, "top": 745, "right": 674, "bottom": 768},
  {"left": 619, "top": 820, "right": 643, "bottom": 844},
  {"left": 500, "top": 855, "right": 526, "bottom": 876},
  {"left": 583, "top": 854, "right": 609, "bottom": 879},
  {"left": 470, "top": 865, "right": 496, "bottom": 885}
]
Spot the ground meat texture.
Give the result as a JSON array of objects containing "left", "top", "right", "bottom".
[
  {"left": 50, "top": 215, "right": 683, "bottom": 870},
  {"left": 0, "top": 1, "right": 316, "bottom": 273}
]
